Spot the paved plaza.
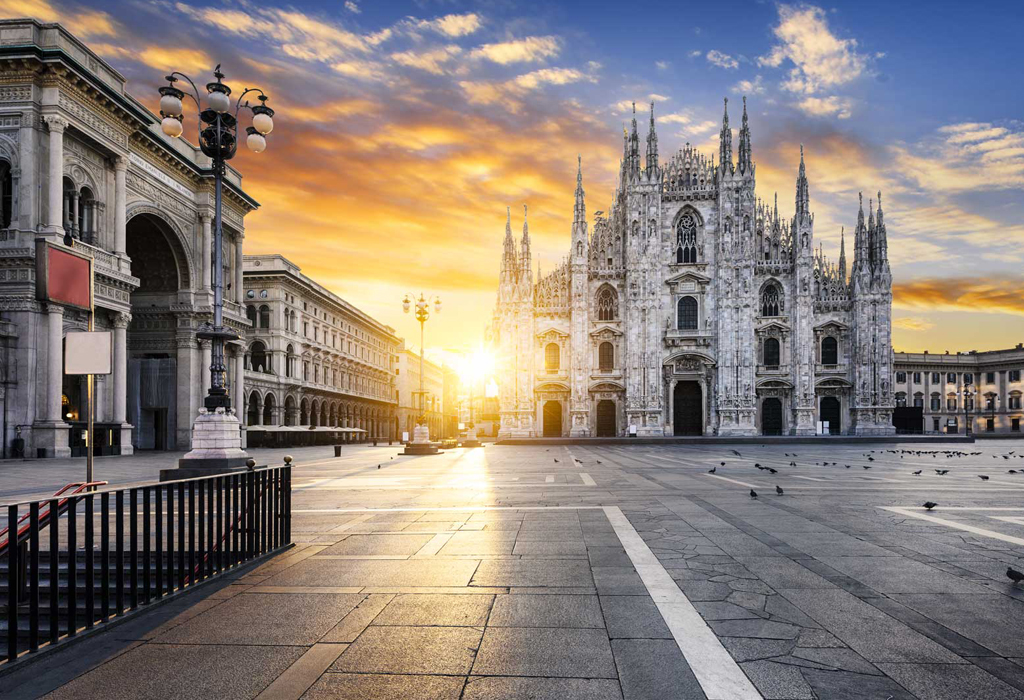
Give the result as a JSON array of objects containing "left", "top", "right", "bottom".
[{"left": 4, "top": 440, "right": 1024, "bottom": 698}]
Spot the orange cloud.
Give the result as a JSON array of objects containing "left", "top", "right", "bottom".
[{"left": 894, "top": 277, "right": 1024, "bottom": 316}]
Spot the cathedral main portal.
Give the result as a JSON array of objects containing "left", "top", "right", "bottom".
[{"left": 673, "top": 382, "right": 703, "bottom": 436}]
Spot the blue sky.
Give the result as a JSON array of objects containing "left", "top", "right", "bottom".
[{"left": 13, "top": 0, "right": 1023, "bottom": 352}]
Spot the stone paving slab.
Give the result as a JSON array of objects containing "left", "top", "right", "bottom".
[{"left": 8, "top": 441, "right": 1024, "bottom": 699}]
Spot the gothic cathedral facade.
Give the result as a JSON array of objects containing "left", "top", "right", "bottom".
[{"left": 491, "top": 99, "right": 895, "bottom": 438}]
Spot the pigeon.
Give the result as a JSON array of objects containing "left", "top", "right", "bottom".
[
  {"left": 776, "top": 485, "right": 784, "bottom": 495},
  {"left": 979, "top": 475, "right": 990, "bottom": 481},
  {"left": 1008, "top": 567, "right": 1024, "bottom": 584},
  {"left": 768, "top": 468, "right": 778, "bottom": 474},
  {"left": 912, "top": 470, "right": 922, "bottom": 475},
  {"left": 554, "top": 458, "right": 559, "bottom": 463},
  {"left": 596, "top": 460, "right": 602, "bottom": 464},
  {"left": 863, "top": 465, "right": 872, "bottom": 470},
  {"left": 1010, "top": 470, "right": 1018, "bottom": 474},
  {"left": 721, "top": 462, "right": 726, "bottom": 466},
  {"left": 935, "top": 469, "right": 949, "bottom": 475},
  {"left": 377, "top": 464, "right": 380, "bottom": 469},
  {"left": 845, "top": 464, "right": 851, "bottom": 468},
  {"left": 868, "top": 457, "right": 875, "bottom": 461},
  {"left": 709, "top": 467, "right": 717, "bottom": 474},
  {"left": 755, "top": 463, "right": 761, "bottom": 468},
  {"left": 732, "top": 450, "right": 742, "bottom": 456},
  {"left": 750, "top": 489, "right": 758, "bottom": 499},
  {"left": 923, "top": 502, "right": 938, "bottom": 510}
]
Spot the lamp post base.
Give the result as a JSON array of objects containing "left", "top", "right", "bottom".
[
  {"left": 163, "top": 407, "right": 251, "bottom": 480},
  {"left": 403, "top": 424, "right": 439, "bottom": 455}
]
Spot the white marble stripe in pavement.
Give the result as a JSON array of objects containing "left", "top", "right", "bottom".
[
  {"left": 603, "top": 505, "right": 762, "bottom": 700},
  {"left": 879, "top": 506, "right": 1024, "bottom": 547},
  {"left": 704, "top": 473, "right": 761, "bottom": 489},
  {"left": 413, "top": 532, "right": 454, "bottom": 557},
  {"left": 579, "top": 472, "right": 597, "bottom": 486},
  {"left": 546, "top": 475, "right": 555, "bottom": 483}
]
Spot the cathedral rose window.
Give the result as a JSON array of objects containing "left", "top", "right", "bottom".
[{"left": 676, "top": 213, "right": 698, "bottom": 264}]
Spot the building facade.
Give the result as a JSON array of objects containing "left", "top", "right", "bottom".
[
  {"left": 0, "top": 20, "right": 255, "bottom": 458},
  {"left": 242, "top": 255, "right": 401, "bottom": 440},
  {"left": 396, "top": 349, "right": 456, "bottom": 441},
  {"left": 492, "top": 100, "right": 895, "bottom": 437},
  {"left": 894, "top": 345, "right": 1024, "bottom": 435}
]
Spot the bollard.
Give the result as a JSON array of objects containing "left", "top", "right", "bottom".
[{"left": 334, "top": 445, "right": 342, "bottom": 457}]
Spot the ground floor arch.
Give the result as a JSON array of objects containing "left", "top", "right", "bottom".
[
  {"left": 595, "top": 399, "right": 617, "bottom": 437},
  {"left": 761, "top": 397, "right": 783, "bottom": 435},
  {"left": 543, "top": 400, "right": 563, "bottom": 437},
  {"left": 673, "top": 381, "right": 703, "bottom": 436},
  {"left": 821, "top": 396, "right": 841, "bottom": 435}
]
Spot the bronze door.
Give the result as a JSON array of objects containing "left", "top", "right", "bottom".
[
  {"left": 673, "top": 382, "right": 703, "bottom": 436},
  {"left": 543, "top": 400, "right": 562, "bottom": 437},
  {"left": 596, "top": 400, "right": 616, "bottom": 437},
  {"left": 820, "top": 396, "right": 841, "bottom": 435},
  {"left": 762, "top": 398, "right": 783, "bottom": 435}
]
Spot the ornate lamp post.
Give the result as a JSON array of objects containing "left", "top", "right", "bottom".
[
  {"left": 156, "top": 66, "right": 276, "bottom": 479},
  {"left": 959, "top": 386, "right": 976, "bottom": 437},
  {"left": 402, "top": 293, "right": 441, "bottom": 455}
]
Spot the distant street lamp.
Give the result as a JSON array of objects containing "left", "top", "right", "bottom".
[
  {"left": 158, "top": 65, "right": 275, "bottom": 411},
  {"left": 402, "top": 293, "right": 442, "bottom": 454},
  {"left": 958, "top": 386, "right": 976, "bottom": 437}
]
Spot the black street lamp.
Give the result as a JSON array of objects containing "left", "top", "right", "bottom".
[
  {"left": 958, "top": 386, "right": 976, "bottom": 437},
  {"left": 402, "top": 293, "right": 442, "bottom": 454},
  {"left": 157, "top": 66, "right": 275, "bottom": 411}
]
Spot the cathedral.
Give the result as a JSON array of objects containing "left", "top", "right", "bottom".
[{"left": 491, "top": 98, "right": 895, "bottom": 438}]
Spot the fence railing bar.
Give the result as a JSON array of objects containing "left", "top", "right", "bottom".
[{"left": 85, "top": 495, "right": 94, "bottom": 629}]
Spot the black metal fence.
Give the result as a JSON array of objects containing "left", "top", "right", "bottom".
[{"left": 0, "top": 465, "right": 291, "bottom": 664}]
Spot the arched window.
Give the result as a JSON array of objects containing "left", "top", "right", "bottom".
[
  {"left": 246, "top": 306, "right": 257, "bottom": 327},
  {"left": 761, "top": 283, "right": 782, "bottom": 317},
  {"left": 285, "top": 344, "right": 294, "bottom": 378},
  {"left": 598, "top": 342, "right": 614, "bottom": 372},
  {"left": 250, "top": 341, "right": 268, "bottom": 373},
  {"left": 743, "top": 215, "right": 750, "bottom": 233},
  {"left": 597, "top": 286, "right": 618, "bottom": 321},
  {"left": 677, "top": 296, "right": 698, "bottom": 330},
  {"left": 821, "top": 336, "right": 838, "bottom": 365},
  {"left": 676, "top": 212, "right": 698, "bottom": 264},
  {"left": 0, "top": 160, "right": 12, "bottom": 229},
  {"left": 545, "top": 342, "right": 560, "bottom": 371},
  {"left": 763, "top": 337, "right": 780, "bottom": 368},
  {"left": 78, "top": 187, "right": 95, "bottom": 244},
  {"left": 259, "top": 304, "right": 271, "bottom": 329}
]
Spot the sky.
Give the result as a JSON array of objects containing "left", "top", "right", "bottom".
[{"left": 11, "top": 0, "right": 1024, "bottom": 358}]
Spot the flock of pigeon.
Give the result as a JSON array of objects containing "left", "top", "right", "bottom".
[{"left": 709, "top": 448, "right": 1024, "bottom": 587}]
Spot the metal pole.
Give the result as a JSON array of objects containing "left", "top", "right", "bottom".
[
  {"left": 209, "top": 154, "right": 227, "bottom": 407},
  {"left": 87, "top": 265, "right": 94, "bottom": 485},
  {"left": 419, "top": 318, "right": 425, "bottom": 427}
]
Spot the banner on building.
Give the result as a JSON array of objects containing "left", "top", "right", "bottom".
[{"left": 35, "top": 238, "right": 92, "bottom": 310}]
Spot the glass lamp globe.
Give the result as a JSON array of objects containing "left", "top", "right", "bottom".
[
  {"left": 246, "top": 131, "right": 267, "bottom": 153},
  {"left": 252, "top": 112, "right": 274, "bottom": 135},
  {"left": 207, "top": 89, "right": 231, "bottom": 113},
  {"left": 159, "top": 94, "right": 182, "bottom": 117},
  {"left": 161, "top": 117, "right": 183, "bottom": 138},
  {"left": 403, "top": 297, "right": 411, "bottom": 313},
  {"left": 434, "top": 299, "right": 443, "bottom": 313}
]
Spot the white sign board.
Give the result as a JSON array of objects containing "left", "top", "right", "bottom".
[
  {"left": 402, "top": 431, "right": 410, "bottom": 442},
  {"left": 65, "top": 331, "right": 112, "bottom": 375}
]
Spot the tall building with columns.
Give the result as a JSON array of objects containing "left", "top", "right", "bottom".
[
  {"left": 0, "top": 19, "right": 255, "bottom": 458},
  {"left": 241, "top": 254, "right": 401, "bottom": 441},
  {"left": 491, "top": 100, "right": 895, "bottom": 437}
]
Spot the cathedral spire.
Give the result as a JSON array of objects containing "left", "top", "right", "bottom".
[
  {"left": 737, "top": 95, "right": 752, "bottom": 175},
  {"left": 794, "top": 144, "right": 810, "bottom": 224},
  {"left": 573, "top": 155, "right": 586, "bottom": 224},
  {"left": 838, "top": 227, "right": 847, "bottom": 283},
  {"left": 628, "top": 102, "right": 641, "bottom": 179},
  {"left": 500, "top": 205, "right": 518, "bottom": 290},
  {"left": 719, "top": 97, "right": 733, "bottom": 174},
  {"left": 519, "top": 203, "right": 532, "bottom": 296},
  {"left": 645, "top": 101, "right": 659, "bottom": 175},
  {"left": 874, "top": 190, "right": 889, "bottom": 271}
]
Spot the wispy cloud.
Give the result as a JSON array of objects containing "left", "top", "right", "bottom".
[
  {"left": 470, "top": 36, "right": 560, "bottom": 65},
  {"left": 797, "top": 95, "right": 853, "bottom": 119},
  {"left": 893, "top": 122, "right": 1024, "bottom": 193},
  {"left": 732, "top": 75, "right": 765, "bottom": 95},
  {"left": 894, "top": 277, "right": 1024, "bottom": 316},
  {"left": 758, "top": 4, "right": 869, "bottom": 94},
  {"left": 706, "top": 49, "right": 739, "bottom": 70}
]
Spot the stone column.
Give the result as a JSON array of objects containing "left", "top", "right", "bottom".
[
  {"left": 200, "top": 213, "right": 212, "bottom": 293},
  {"left": 46, "top": 304, "right": 64, "bottom": 423},
  {"left": 234, "top": 235, "right": 244, "bottom": 303},
  {"left": 234, "top": 348, "right": 245, "bottom": 418},
  {"left": 175, "top": 335, "right": 197, "bottom": 449},
  {"left": 70, "top": 190, "right": 79, "bottom": 237},
  {"left": 112, "top": 312, "right": 130, "bottom": 424},
  {"left": 43, "top": 116, "right": 67, "bottom": 233},
  {"left": 200, "top": 339, "right": 212, "bottom": 398},
  {"left": 113, "top": 156, "right": 127, "bottom": 255}
]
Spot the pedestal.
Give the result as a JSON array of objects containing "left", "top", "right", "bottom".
[
  {"left": 462, "top": 426, "right": 482, "bottom": 448},
  {"left": 161, "top": 407, "right": 252, "bottom": 480},
  {"left": 403, "top": 424, "right": 439, "bottom": 455}
]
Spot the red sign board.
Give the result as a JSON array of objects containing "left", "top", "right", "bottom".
[{"left": 36, "top": 239, "right": 92, "bottom": 310}]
